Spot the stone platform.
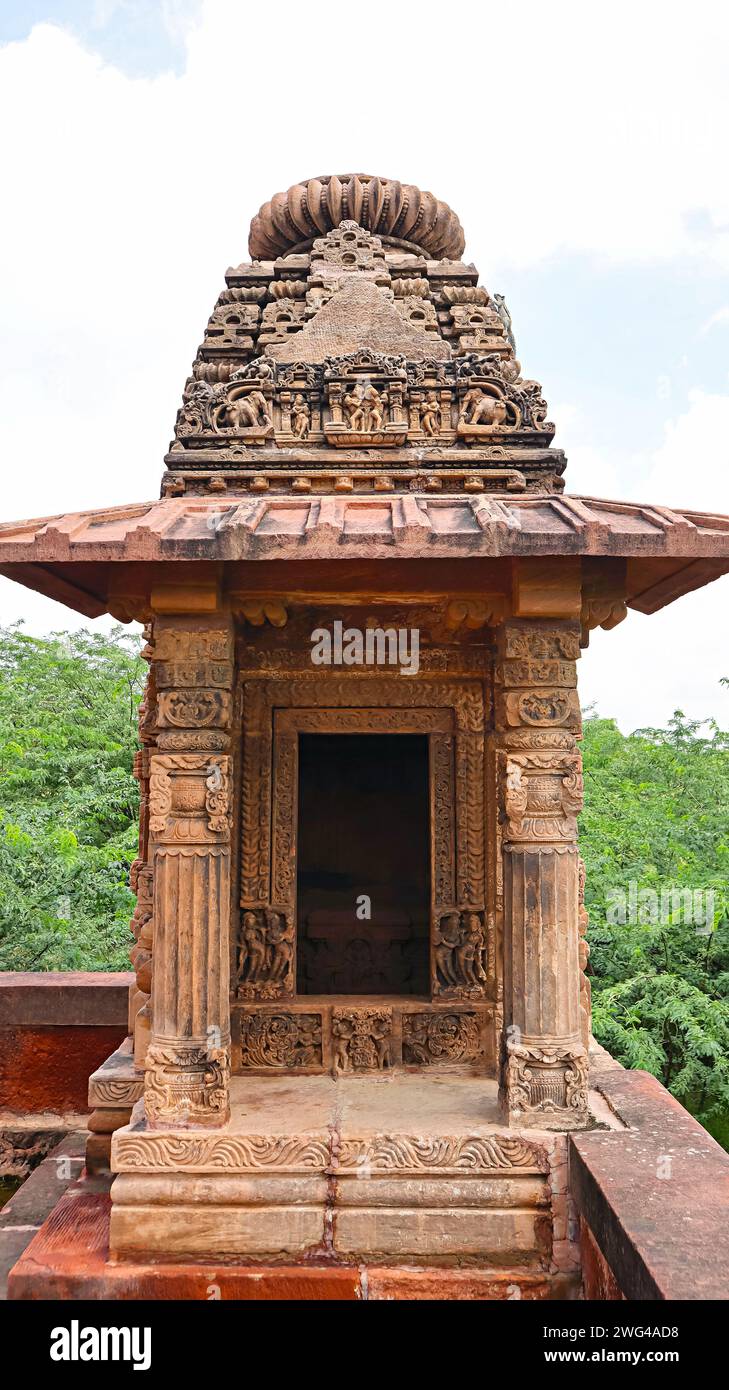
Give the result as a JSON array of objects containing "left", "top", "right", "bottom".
[
  {"left": 8, "top": 1182, "right": 579, "bottom": 1299},
  {"left": 107, "top": 1073, "right": 602, "bottom": 1269}
]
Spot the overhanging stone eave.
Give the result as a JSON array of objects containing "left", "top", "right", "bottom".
[{"left": 0, "top": 491, "right": 728, "bottom": 618}]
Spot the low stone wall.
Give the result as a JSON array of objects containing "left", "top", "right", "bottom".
[
  {"left": 0, "top": 972, "right": 131, "bottom": 1118},
  {"left": 571, "top": 1057, "right": 729, "bottom": 1300}
]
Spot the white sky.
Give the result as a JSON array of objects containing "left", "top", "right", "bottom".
[{"left": 0, "top": 0, "right": 728, "bottom": 731}]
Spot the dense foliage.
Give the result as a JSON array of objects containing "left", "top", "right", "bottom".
[
  {"left": 580, "top": 709, "right": 729, "bottom": 1146},
  {"left": 0, "top": 625, "right": 727, "bottom": 1143},
  {"left": 0, "top": 625, "right": 145, "bottom": 971}
]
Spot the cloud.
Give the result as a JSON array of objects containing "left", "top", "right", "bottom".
[
  {"left": 638, "top": 389, "right": 729, "bottom": 513},
  {"left": 578, "top": 389, "right": 729, "bottom": 729},
  {"left": 700, "top": 306, "right": 729, "bottom": 335}
]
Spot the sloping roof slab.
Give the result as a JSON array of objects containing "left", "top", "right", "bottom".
[{"left": 0, "top": 492, "right": 727, "bottom": 619}]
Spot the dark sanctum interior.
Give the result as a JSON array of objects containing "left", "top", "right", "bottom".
[{"left": 296, "top": 733, "right": 430, "bottom": 995}]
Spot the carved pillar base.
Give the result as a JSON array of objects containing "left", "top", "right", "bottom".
[
  {"left": 504, "top": 1038, "right": 589, "bottom": 1130},
  {"left": 144, "top": 1041, "right": 230, "bottom": 1128}
]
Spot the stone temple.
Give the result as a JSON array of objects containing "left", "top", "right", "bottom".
[{"left": 2, "top": 173, "right": 729, "bottom": 1295}]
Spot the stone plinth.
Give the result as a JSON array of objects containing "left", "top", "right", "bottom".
[{"left": 107, "top": 1072, "right": 599, "bottom": 1267}]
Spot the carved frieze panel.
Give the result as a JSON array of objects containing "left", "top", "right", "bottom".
[
  {"left": 500, "top": 625, "right": 581, "bottom": 663},
  {"left": 157, "top": 689, "right": 232, "bottom": 729},
  {"left": 171, "top": 348, "right": 556, "bottom": 455},
  {"left": 335, "top": 1132, "right": 545, "bottom": 1173},
  {"left": 457, "top": 382, "right": 520, "bottom": 437},
  {"left": 155, "top": 661, "right": 234, "bottom": 690},
  {"left": 332, "top": 1008, "right": 392, "bottom": 1072},
  {"left": 323, "top": 352, "right": 408, "bottom": 447},
  {"left": 498, "top": 688, "right": 581, "bottom": 730},
  {"left": 148, "top": 628, "right": 233, "bottom": 665},
  {"left": 494, "top": 659, "right": 577, "bottom": 688},
  {"left": 402, "top": 1011, "right": 482, "bottom": 1065},
  {"left": 239, "top": 1011, "right": 323, "bottom": 1069},
  {"left": 231, "top": 1002, "right": 494, "bottom": 1075},
  {"left": 113, "top": 1125, "right": 543, "bottom": 1174},
  {"left": 114, "top": 1131, "right": 330, "bottom": 1172}
]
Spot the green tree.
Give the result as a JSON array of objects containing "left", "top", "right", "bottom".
[
  {"left": 0, "top": 624, "right": 145, "bottom": 971},
  {"left": 581, "top": 708, "right": 729, "bottom": 1145}
]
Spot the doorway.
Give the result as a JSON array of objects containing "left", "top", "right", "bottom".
[{"left": 296, "top": 734, "right": 430, "bottom": 995}]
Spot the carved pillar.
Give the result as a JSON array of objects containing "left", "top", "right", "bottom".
[
  {"left": 494, "top": 619, "right": 589, "bottom": 1129},
  {"left": 129, "top": 644, "right": 157, "bottom": 1066},
  {"left": 144, "top": 616, "right": 234, "bottom": 1128}
]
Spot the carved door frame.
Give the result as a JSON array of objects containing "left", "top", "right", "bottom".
[{"left": 237, "top": 676, "right": 491, "bottom": 1006}]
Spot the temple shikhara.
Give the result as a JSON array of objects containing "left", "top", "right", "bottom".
[{"left": 3, "top": 174, "right": 729, "bottom": 1297}]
